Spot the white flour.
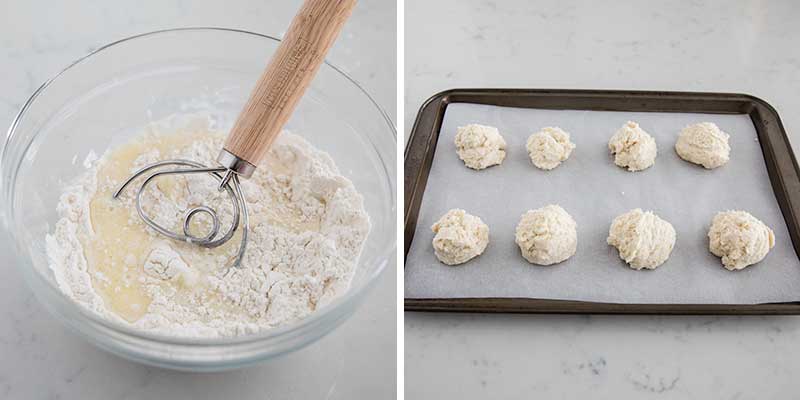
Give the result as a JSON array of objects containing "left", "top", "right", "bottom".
[{"left": 45, "top": 117, "right": 370, "bottom": 338}]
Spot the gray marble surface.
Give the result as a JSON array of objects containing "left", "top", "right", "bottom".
[
  {"left": 0, "top": 0, "right": 396, "bottom": 399},
  {"left": 405, "top": 0, "right": 800, "bottom": 398}
]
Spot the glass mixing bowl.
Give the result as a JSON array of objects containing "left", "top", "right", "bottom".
[{"left": 1, "top": 28, "right": 395, "bottom": 371}]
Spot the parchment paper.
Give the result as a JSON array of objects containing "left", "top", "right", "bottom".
[{"left": 405, "top": 103, "right": 800, "bottom": 304}]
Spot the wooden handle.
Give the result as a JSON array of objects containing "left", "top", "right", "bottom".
[{"left": 223, "top": 0, "right": 357, "bottom": 166}]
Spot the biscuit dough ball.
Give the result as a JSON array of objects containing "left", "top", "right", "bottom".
[
  {"left": 431, "top": 209, "right": 489, "bottom": 265},
  {"left": 708, "top": 210, "right": 775, "bottom": 270},
  {"left": 608, "top": 121, "right": 657, "bottom": 171},
  {"left": 515, "top": 205, "right": 577, "bottom": 265},
  {"left": 675, "top": 122, "right": 731, "bottom": 169},
  {"left": 607, "top": 209, "right": 676, "bottom": 270},
  {"left": 526, "top": 127, "right": 576, "bottom": 170},
  {"left": 454, "top": 124, "right": 507, "bottom": 170}
]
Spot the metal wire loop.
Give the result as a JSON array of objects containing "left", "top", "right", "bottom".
[
  {"left": 113, "top": 159, "right": 248, "bottom": 269},
  {"left": 183, "top": 206, "right": 220, "bottom": 243}
]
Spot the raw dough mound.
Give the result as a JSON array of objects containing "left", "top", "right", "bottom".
[
  {"left": 708, "top": 210, "right": 775, "bottom": 270},
  {"left": 675, "top": 122, "right": 731, "bottom": 169},
  {"left": 526, "top": 127, "right": 576, "bottom": 170},
  {"left": 607, "top": 209, "right": 676, "bottom": 270},
  {"left": 454, "top": 124, "right": 507, "bottom": 170},
  {"left": 515, "top": 205, "right": 577, "bottom": 265},
  {"left": 608, "top": 121, "right": 657, "bottom": 171},
  {"left": 431, "top": 209, "right": 489, "bottom": 265}
]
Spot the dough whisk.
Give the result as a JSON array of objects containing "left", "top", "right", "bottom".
[{"left": 113, "top": 0, "right": 356, "bottom": 269}]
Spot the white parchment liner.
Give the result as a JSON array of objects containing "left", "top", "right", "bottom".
[{"left": 405, "top": 103, "right": 800, "bottom": 304}]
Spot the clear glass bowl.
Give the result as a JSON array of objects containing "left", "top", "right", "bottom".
[{"left": 1, "top": 28, "right": 395, "bottom": 371}]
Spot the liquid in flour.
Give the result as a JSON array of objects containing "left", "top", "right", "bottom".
[{"left": 46, "top": 116, "right": 370, "bottom": 337}]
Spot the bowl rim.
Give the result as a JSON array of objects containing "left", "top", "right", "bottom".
[{"left": 3, "top": 27, "right": 396, "bottom": 346}]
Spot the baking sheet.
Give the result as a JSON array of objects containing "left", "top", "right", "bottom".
[{"left": 404, "top": 103, "right": 800, "bottom": 304}]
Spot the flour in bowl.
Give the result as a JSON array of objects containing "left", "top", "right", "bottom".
[{"left": 45, "top": 116, "right": 370, "bottom": 338}]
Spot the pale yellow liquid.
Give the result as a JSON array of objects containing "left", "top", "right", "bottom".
[
  {"left": 82, "top": 131, "right": 323, "bottom": 323},
  {"left": 84, "top": 131, "right": 235, "bottom": 322}
]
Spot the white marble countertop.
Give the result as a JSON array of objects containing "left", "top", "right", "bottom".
[
  {"left": 0, "top": 0, "right": 396, "bottom": 398},
  {"left": 405, "top": 0, "right": 800, "bottom": 398}
]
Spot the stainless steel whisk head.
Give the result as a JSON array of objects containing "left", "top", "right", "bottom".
[{"left": 113, "top": 157, "right": 249, "bottom": 269}]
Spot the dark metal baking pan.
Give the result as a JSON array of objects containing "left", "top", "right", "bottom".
[{"left": 404, "top": 88, "right": 800, "bottom": 314}]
